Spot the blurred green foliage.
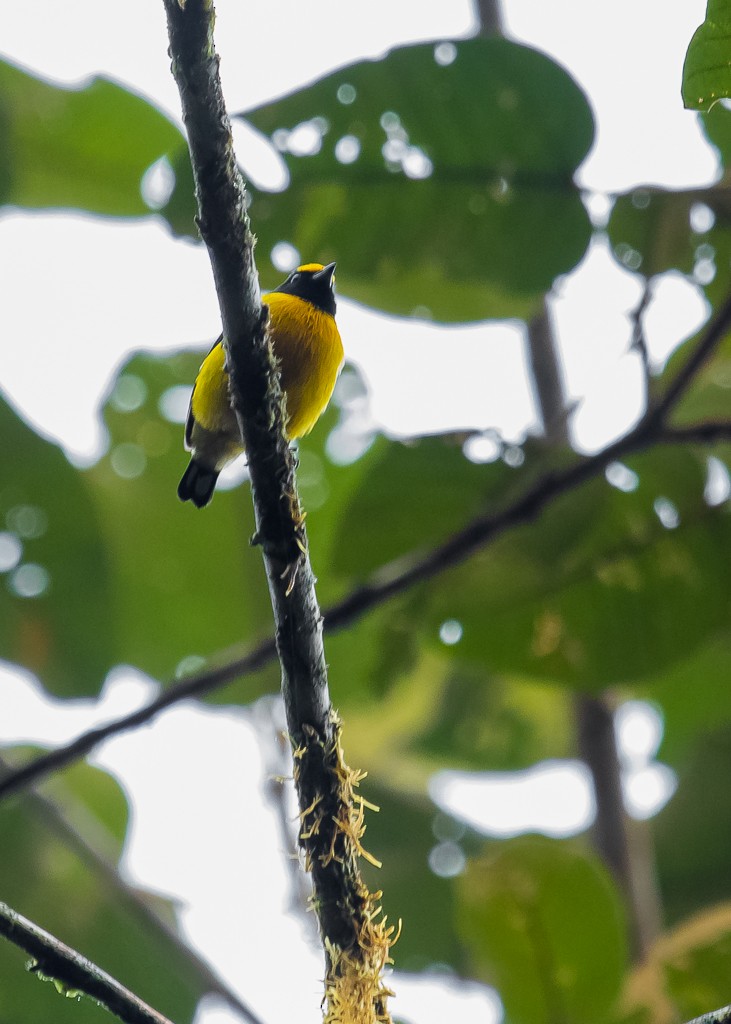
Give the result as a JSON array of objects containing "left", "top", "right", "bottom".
[
  {"left": 682, "top": 0, "right": 731, "bottom": 111},
  {"left": 1, "top": 26, "right": 731, "bottom": 1024}
]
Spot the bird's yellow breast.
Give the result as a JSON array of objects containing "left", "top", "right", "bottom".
[
  {"left": 190, "top": 290, "right": 343, "bottom": 442},
  {"left": 265, "top": 291, "right": 344, "bottom": 439}
]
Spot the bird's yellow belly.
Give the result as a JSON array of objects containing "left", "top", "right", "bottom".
[
  {"left": 269, "top": 294, "right": 344, "bottom": 439},
  {"left": 190, "top": 293, "right": 343, "bottom": 449}
]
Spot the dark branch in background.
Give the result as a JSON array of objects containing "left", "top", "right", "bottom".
[
  {"left": 526, "top": 293, "right": 657, "bottom": 957},
  {"left": 525, "top": 289, "right": 661, "bottom": 958},
  {"left": 0, "top": 638, "right": 275, "bottom": 799},
  {"left": 473, "top": 0, "right": 504, "bottom": 36},
  {"left": 648, "top": 288, "right": 731, "bottom": 425},
  {"left": 630, "top": 277, "right": 654, "bottom": 391},
  {"left": 0, "top": 901, "right": 173, "bottom": 1024},
  {"left": 0, "top": 758, "right": 264, "bottom": 1024},
  {"left": 575, "top": 695, "right": 663, "bottom": 959},
  {"left": 162, "top": 2, "right": 392, "bottom": 1015},
  {"left": 526, "top": 298, "right": 571, "bottom": 445}
]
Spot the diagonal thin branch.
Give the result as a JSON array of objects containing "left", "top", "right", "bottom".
[
  {"left": 0, "top": 756, "right": 265, "bottom": 1024},
  {"left": 1, "top": 412, "right": 729, "bottom": 804},
  {"left": 0, "top": 411, "right": 729, "bottom": 807},
  {"left": 647, "top": 287, "right": 731, "bottom": 427},
  {"left": 0, "top": 638, "right": 275, "bottom": 799},
  {"left": 657, "top": 421, "right": 731, "bottom": 444},
  {"left": 1, "top": 292, "right": 730, "bottom": 805},
  {"left": 0, "top": 900, "right": 174, "bottom": 1024}
]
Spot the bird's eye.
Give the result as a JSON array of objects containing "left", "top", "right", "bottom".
[{"left": 290, "top": 272, "right": 301, "bottom": 283}]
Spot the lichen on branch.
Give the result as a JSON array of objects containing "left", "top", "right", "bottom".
[{"left": 161, "top": 2, "right": 394, "bottom": 1019}]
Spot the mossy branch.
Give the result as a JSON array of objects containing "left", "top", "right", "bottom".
[
  {"left": 0, "top": 900, "right": 173, "bottom": 1024},
  {"left": 161, "top": 2, "right": 394, "bottom": 1019}
]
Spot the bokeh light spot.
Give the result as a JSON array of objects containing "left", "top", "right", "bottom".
[
  {"left": 11, "top": 562, "right": 50, "bottom": 598},
  {"left": 7, "top": 504, "right": 48, "bottom": 539},
  {"left": 439, "top": 619, "right": 463, "bottom": 646},
  {"left": 159, "top": 385, "right": 192, "bottom": 424},
  {"left": 705, "top": 456, "right": 731, "bottom": 506},
  {"left": 141, "top": 156, "right": 176, "bottom": 210},
  {"left": 690, "top": 201, "right": 715, "bottom": 233},
  {"left": 111, "top": 374, "right": 147, "bottom": 413},
  {"left": 605, "top": 461, "right": 639, "bottom": 492},
  {"left": 428, "top": 841, "right": 466, "bottom": 878},
  {"left": 0, "top": 532, "right": 22, "bottom": 572},
  {"left": 271, "top": 242, "right": 300, "bottom": 272},
  {"left": 434, "top": 42, "right": 457, "bottom": 66},
  {"left": 334, "top": 135, "right": 361, "bottom": 164},
  {"left": 111, "top": 443, "right": 147, "bottom": 479},
  {"left": 653, "top": 496, "right": 679, "bottom": 529},
  {"left": 336, "top": 83, "right": 356, "bottom": 105},
  {"left": 464, "top": 434, "right": 499, "bottom": 464}
]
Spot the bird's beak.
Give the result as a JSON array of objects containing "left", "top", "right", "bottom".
[{"left": 313, "top": 262, "right": 337, "bottom": 286}]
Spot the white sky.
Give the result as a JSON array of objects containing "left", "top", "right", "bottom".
[{"left": 0, "top": 2, "right": 712, "bottom": 1022}]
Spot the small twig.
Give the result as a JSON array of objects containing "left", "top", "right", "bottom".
[
  {"left": 647, "top": 287, "right": 731, "bottom": 426},
  {"left": 657, "top": 421, "right": 731, "bottom": 445},
  {"left": 0, "top": 757, "right": 265, "bottom": 1024},
  {"left": 630, "top": 276, "right": 654, "bottom": 391},
  {"left": 0, "top": 900, "right": 173, "bottom": 1024},
  {"left": 0, "top": 637, "right": 276, "bottom": 800}
]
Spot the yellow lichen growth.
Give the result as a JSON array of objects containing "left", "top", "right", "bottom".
[
  {"left": 295, "top": 713, "right": 399, "bottom": 1024},
  {"left": 323, "top": 890, "right": 400, "bottom": 1024}
]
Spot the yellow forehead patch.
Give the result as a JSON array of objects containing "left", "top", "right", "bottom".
[{"left": 296, "top": 262, "right": 325, "bottom": 272}]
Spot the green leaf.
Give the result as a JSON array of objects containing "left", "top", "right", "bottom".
[
  {"left": 0, "top": 392, "right": 113, "bottom": 697},
  {"left": 654, "top": 725, "right": 731, "bottom": 924},
  {"left": 409, "top": 665, "right": 574, "bottom": 772},
  {"left": 637, "top": 633, "right": 731, "bottom": 766},
  {"left": 239, "top": 37, "right": 593, "bottom": 321},
  {"left": 457, "top": 837, "right": 627, "bottom": 1024},
  {"left": 616, "top": 904, "right": 731, "bottom": 1024},
  {"left": 83, "top": 350, "right": 274, "bottom": 688},
  {"left": 657, "top": 322, "right": 731, "bottom": 426},
  {"left": 329, "top": 436, "right": 731, "bottom": 689},
  {"left": 682, "top": 0, "right": 731, "bottom": 111},
  {"left": 0, "top": 58, "right": 184, "bottom": 215},
  {"left": 328, "top": 434, "right": 519, "bottom": 577},
  {"left": 426, "top": 446, "right": 731, "bottom": 687},
  {"left": 0, "top": 760, "right": 202, "bottom": 1024},
  {"left": 606, "top": 178, "right": 731, "bottom": 317}
]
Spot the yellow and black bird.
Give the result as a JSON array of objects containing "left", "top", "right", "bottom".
[{"left": 178, "top": 262, "right": 343, "bottom": 508}]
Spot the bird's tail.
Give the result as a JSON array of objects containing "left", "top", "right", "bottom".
[{"left": 178, "top": 460, "right": 219, "bottom": 508}]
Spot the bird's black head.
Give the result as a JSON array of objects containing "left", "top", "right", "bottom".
[{"left": 273, "top": 262, "right": 337, "bottom": 316}]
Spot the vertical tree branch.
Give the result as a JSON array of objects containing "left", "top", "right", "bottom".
[
  {"left": 161, "top": 3, "right": 394, "bottom": 1020},
  {"left": 473, "top": 0, "right": 504, "bottom": 37},
  {"left": 575, "top": 696, "right": 661, "bottom": 959},
  {"left": 526, "top": 298, "right": 570, "bottom": 446}
]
